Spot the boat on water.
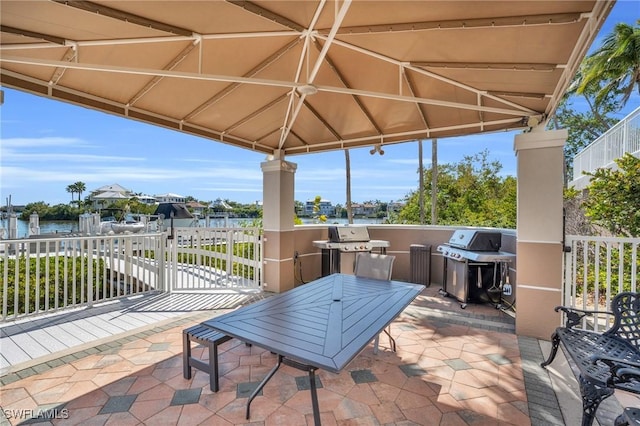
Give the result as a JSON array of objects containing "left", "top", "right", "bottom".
[
  {"left": 152, "top": 203, "right": 199, "bottom": 230},
  {"left": 99, "top": 214, "right": 145, "bottom": 234},
  {"left": 109, "top": 220, "right": 145, "bottom": 234}
]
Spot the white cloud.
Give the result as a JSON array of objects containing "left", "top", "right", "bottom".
[
  {"left": 2, "top": 151, "right": 143, "bottom": 163},
  {"left": 0, "top": 136, "right": 89, "bottom": 148},
  {"left": 1, "top": 166, "right": 110, "bottom": 183}
]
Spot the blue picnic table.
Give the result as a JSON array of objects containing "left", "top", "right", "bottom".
[{"left": 203, "top": 273, "right": 423, "bottom": 425}]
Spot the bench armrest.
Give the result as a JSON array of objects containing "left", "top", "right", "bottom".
[
  {"left": 554, "top": 306, "right": 613, "bottom": 328},
  {"left": 591, "top": 354, "right": 640, "bottom": 390},
  {"left": 591, "top": 354, "right": 640, "bottom": 370}
]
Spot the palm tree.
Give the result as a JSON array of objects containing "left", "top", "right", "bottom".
[
  {"left": 344, "top": 149, "right": 353, "bottom": 224},
  {"left": 66, "top": 184, "right": 76, "bottom": 202},
  {"left": 577, "top": 20, "right": 640, "bottom": 108},
  {"left": 74, "top": 181, "right": 86, "bottom": 202},
  {"left": 65, "top": 181, "right": 87, "bottom": 205}
]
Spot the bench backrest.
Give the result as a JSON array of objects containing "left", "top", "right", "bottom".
[{"left": 605, "top": 292, "right": 640, "bottom": 350}]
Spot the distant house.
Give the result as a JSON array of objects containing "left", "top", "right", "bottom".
[
  {"left": 154, "top": 193, "right": 186, "bottom": 204},
  {"left": 211, "top": 198, "right": 232, "bottom": 210},
  {"left": 133, "top": 194, "right": 157, "bottom": 205},
  {"left": 304, "top": 199, "right": 335, "bottom": 216},
  {"left": 351, "top": 203, "right": 377, "bottom": 217},
  {"left": 388, "top": 201, "right": 405, "bottom": 213},
  {"left": 92, "top": 183, "right": 132, "bottom": 195},
  {"left": 89, "top": 183, "right": 133, "bottom": 210},
  {"left": 186, "top": 201, "right": 207, "bottom": 216}
]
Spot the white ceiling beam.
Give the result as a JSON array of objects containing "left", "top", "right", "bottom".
[
  {"left": 0, "top": 54, "right": 533, "bottom": 116},
  {"left": 320, "top": 36, "right": 537, "bottom": 114},
  {"left": 0, "top": 31, "right": 301, "bottom": 51},
  {"left": 282, "top": 116, "right": 526, "bottom": 155},
  {"left": 278, "top": 0, "right": 351, "bottom": 149},
  {"left": 277, "top": 0, "right": 327, "bottom": 150}
]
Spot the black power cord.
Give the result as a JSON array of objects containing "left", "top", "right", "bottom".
[{"left": 294, "top": 252, "right": 307, "bottom": 285}]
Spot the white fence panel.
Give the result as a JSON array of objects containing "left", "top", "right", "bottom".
[
  {"left": 1, "top": 233, "right": 164, "bottom": 321},
  {"left": 168, "top": 227, "right": 262, "bottom": 292},
  {"left": 563, "top": 235, "right": 639, "bottom": 332}
]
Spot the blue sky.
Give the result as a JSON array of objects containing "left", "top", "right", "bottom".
[{"left": 1, "top": 1, "right": 639, "bottom": 207}]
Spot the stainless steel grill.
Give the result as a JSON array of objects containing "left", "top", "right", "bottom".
[
  {"left": 437, "top": 230, "right": 515, "bottom": 308},
  {"left": 313, "top": 226, "right": 389, "bottom": 276}
]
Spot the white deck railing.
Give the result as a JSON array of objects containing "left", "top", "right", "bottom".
[
  {"left": 571, "top": 106, "right": 640, "bottom": 190},
  {"left": 0, "top": 227, "right": 263, "bottom": 321},
  {"left": 167, "top": 227, "right": 262, "bottom": 292},
  {"left": 0, "top": 233, "right": 166, "bottom": 321},
  {"left": 563, "top": 235, "right": 639, "bottom": 332}
]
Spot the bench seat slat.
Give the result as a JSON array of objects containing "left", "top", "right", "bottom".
[
  {"left": 183, "top": 324, "right": 232, "bottom": 392},
  {"left": 556, "top": 328, "right": 640, "bottom": 389}
]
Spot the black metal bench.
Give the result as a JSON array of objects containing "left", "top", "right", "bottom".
[
  {"left": 183, "top": 324, "right": 232, "bottom": 392},
  {"left": 541, "top": 292, "right": 640, "bottom": 426}
]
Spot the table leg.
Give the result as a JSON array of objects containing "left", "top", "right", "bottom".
[
  {"left": 383, "top": 327, "right": 397, "bottom": 352},
  {"left": 245, "top": 355, "right": 322, "bottom": 425},
  {"left": 282, "top": 358, "right": 321, "bottom": 426},
  {"left": 308, "top": 368, "right": 321, "bottom": 426},
  {"left": 246, "top": 355, "right": 282, "bottom": 420}
]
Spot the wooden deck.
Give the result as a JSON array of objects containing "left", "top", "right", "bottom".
[{"left": 0, "top": 290, "right": 265, "bottom": 375}]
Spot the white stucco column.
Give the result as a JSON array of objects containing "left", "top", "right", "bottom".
[
  {"left": 514, "top": 128, "right": 567, "bottom": 339},
  {"left": 261, "top": 154, "right": 297, "bottom": 293}
]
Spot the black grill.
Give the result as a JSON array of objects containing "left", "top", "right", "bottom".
[
  {"left": 447, "top": 230, "right": 501, "bottom": 251},
  {"left": 437, "top": 230, "right": 515, "bottom": 309}
]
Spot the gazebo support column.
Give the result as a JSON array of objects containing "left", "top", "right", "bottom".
[
  {"left": 514, "top": 129, "right": 567, "bottom": 339},
  {"left": 261, "top": 153, "right": 297, "bottom": 293}
]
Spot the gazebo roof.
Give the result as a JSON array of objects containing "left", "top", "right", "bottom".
[{"left": 0, "top": 1, "right": 613, "bottom": 156}]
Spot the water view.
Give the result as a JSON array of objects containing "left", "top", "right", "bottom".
[{"left": 4, "top": 217, "right": 384, "bottom": 239}]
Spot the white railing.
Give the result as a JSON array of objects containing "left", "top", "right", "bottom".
[
  {"left": 571, "top": 106, "right": 640, "bottom": 190},
  {"left": 563, "top": 235, "right": 639, "bottom": 331},
  {"left": 0, "top": 233, "right": 165, "bottom": 321},
  {"left": 0, "top": 226, "right": 263, "bottom": 321},
  {"left": 167, "top": 227, "right": 262, "bottom": 292}
]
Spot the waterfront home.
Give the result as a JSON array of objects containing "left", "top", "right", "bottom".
[{"left": 89, "top": 183, "right": 133, "bottom": 210}]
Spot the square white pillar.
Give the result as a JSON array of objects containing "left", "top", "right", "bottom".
[
  {"left": 261, "top": 158, "right": 297, "bottom": 292},
  {"left": 514, "top": 128, "right": 568, "bottom": 339}
]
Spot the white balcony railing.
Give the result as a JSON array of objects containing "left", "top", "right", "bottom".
[
  {"left": 0, "top": 233, "right": 166, "bottom": 321},
  {"left": 563, "top": 235, "right": 640, "bottom": 332},
  {"left": 571, "top": 106, "right": 640, "bottom": 190},
  {"left": 0, "top": 227, "right": 263, "bottom": 321},
  {"left": 167, "top": 227, "right": 262, "bottom": 292}
]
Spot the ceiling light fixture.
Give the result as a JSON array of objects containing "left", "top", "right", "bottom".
[
  {"left": 526, "top": 116, "right": 540, "bottom": 127},
  {"left": 370, "top": 144, "right": 384, "bottom": 155}
]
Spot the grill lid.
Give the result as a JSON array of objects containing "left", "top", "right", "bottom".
[
  {"left": 447, "top": 230, "right": 501, "bottom": 251},
  {"left": 328, "top": 226, "right": 370, "bottom": 243}
]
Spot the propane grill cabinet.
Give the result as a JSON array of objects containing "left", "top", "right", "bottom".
[
  {"left": 437, "top": 230, "right": 515, "bottom": 309},
  {"left": 313, "top": 226, "right": 389, "bottom": 276}
]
